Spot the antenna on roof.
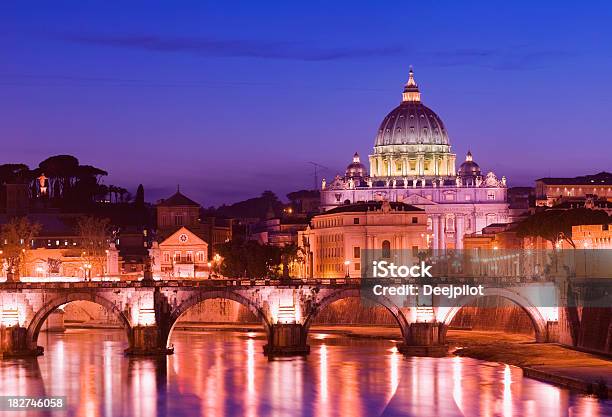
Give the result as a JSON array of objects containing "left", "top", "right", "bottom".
[{"left": 308, "top": 162, "right": 330, "bottom": 190}]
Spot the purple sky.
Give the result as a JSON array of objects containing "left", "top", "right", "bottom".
[{"left": 1, "top": 2, "right": 611, "bottom": 206}]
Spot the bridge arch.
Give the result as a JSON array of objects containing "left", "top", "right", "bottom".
[
  {"left": 439, "top": 287, "right": 548, "bottom": 343},
  {"left": 164, "top": 289, "right": 272, "bottom": 349},
  {"left": 26, "top": 292, "right": 132, "bottom": 350},
  {"left": 304, "top": 288, "right": 409, "bottom": 339}
]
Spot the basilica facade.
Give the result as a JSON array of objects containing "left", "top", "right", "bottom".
[{"left": 320, "top": 69, "right": 510, "bottom": 250}]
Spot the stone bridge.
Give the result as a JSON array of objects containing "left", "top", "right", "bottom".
[{"left": 0, "top": 278, "right": 563, "bottom": 358}]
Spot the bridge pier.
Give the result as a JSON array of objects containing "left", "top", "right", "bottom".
[
  {"left": 544, "top": 320, "right": 559, "bottom": 343},
  {"left": 264, "top": 324, "right": 310, "bottom": 356},
  {"left": 397, "top": 322, "right": 448, "bottom": 357},
  {"left": 125, "top": 326, "right": 174, "bottom": 356},
  {"left": 0, "top": 326, "right": 43, "bottom": 358}
]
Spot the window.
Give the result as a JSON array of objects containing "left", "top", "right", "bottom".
[
  {"left": 174, "top": 251, "right": 181, "bottom": 261},
  {"left": 355, "top": 263, "right": 361, "bottom": 271},
  {"left": 353, "top": 247, "right": 361, "bottom": 258},
  {"left": 163, "top": 252, "right": 170, "bottom": 263},
  {"left": 447, "top": 216, "right": 455, "bottom": 231},
  {"left": 186, "top": 251, "right": 193, "bottom": 262},
  {"left": 174, "top": 214, "right": 184, "bottom": 226},
  {"left": 353, "top": 217, "right": 360, "bottom": 225},
  {"left": 465, "top": 195, "right": 472, "bottom": 201},
  {"left": 487, "top": 191, "right": 496, "bottom": 201},
  {"left": 412, "top": 217, "right": 418, "bottom": 224},
  {"left": 197, "top": 251, "right": 205, "bottom": 262},
  {"left": 382, "top": 240, "right": 391, "bottom": 258}
]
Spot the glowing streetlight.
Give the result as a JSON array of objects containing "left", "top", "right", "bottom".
[{"left": 344, "top": 259, "right": 350, "bottom": 278}]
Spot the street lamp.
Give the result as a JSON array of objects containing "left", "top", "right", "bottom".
[{"left": 344, "top": 259, "right": 350, "bottom": 278}]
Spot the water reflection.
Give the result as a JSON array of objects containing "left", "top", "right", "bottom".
[{"left": 0, "top": 329, "right": 610, "bottom": 417}]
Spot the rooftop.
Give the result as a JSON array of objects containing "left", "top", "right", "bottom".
[
  {"left": 157, "top": 191, "right": 200, "bottom": 207},
  {"left": 537, "top": 172, "right": 612, "bottom": 186},
  {"left": 322, "top": 201, "right": 424, "bottom": 215}
]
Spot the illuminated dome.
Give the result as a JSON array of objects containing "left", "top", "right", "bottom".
[
  {"left": 374, "top": 69, "right": 450, "bottom": 147},
  {"left": 458, "top": 151, "right": 481, "bottom": 177},
  {"left": 369, "top": 68, "right": 456, "bottom": 179},
  {"left": 346, "top": 152, "right": 367, "bottom": 178}
]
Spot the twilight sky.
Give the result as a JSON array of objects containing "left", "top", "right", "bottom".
[{"left": 1, "top": 1, "right": 611, "bottom": 206}]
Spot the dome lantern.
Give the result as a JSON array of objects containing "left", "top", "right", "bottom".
[
  {"left": 402, "top": 67, "right": 421, "bottom": 102},
  {"left": 346, "top": 152, "right": 367, "bottom": 179},
  {"left": 458, "top": 150, "right": 481, "bottom": 179}
]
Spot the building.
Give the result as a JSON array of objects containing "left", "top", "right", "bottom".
[
  {"left": 149, "top": 227, "right": 209, "bottom": 278},
  {"left": 298, "top": 200, "right": 427, "bottom": 278},
  {"left": 463, "top": 223, "right": 523, "bottom": 250},
  {"left": 572, "top": 224, "right": 612, "bottom": 249},
  {"left": 248, "top": 218, "right": 308, "bottom": 246},
  {"left": 320, "top": 69, "right": 510, "bottom": 249},
  {"left": 155, "top": 190, "right": 231, "bottom": 257},
  {"left": 0, "top": 213, "right": 119, "bottom": 281},
  {"left": 156, "top": 190, "right": 202, "bottom": 234},
  {"left": 286, "top": 190, "right": 321, "bottom": 217},
  {"left": 535, "top": 172, "right": 612, "bottom": 207}
]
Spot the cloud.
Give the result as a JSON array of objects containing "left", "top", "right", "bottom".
[
  {"left": 57, "top": 32, "right": 572, "bottom": 69},
  {"left": 424, "top": 47, "right": 573, "bottom": 70},
  {"left": 60, "top": 33, "right": 405, "bottom": 62}
]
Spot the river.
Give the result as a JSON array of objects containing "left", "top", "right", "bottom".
[{"left": 0, "top": 329, "right": 610, "bottom": 417}]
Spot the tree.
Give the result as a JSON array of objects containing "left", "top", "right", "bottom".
[
  {"left": 0, "top": 217, "right": 41, "bottom": 281},
  {"left": 76, "top": 216, "right": 111, "bottom": 280},
  {"left": 516, "top": 208, "right": 611, "bottom": 248},
  {"left": 217, "top": 239, "right": 282, "bottom": 278},
  {"left": 135, "top": 184, "right": 145, "bottom": 208},
  {"left": 38, "top": 155, "right": 79, "bottom": 199},
  {"left": 0, "top": 164, "right": 32, "bottom": 205},
  {"left": 34, "top": 155, "right": 108, "bottom": 206},
  {"left": 279, "top": 243, "right": 303, "bottom": 279},
  {"left": 213, "top": 191, "right": 284, "bottom": 220}
]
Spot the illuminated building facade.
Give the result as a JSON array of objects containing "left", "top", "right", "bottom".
[
  {"left": 149, "top": 226, "right": 209, "bottom": 278},
  {"left": 298, "top": 201, "right": 427, "bottom": 278},
  {"left": 572, "top": 224, "right": 612, "bottom": 249},
  {"left": 156, "top": 190, "right": 231, "bottom": 257},
  {"left": 320, "top": 69, "right": 510, "bottom": 249},
  {"left": 535, "top": 172, "right": 612, "bottom": 207}
]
